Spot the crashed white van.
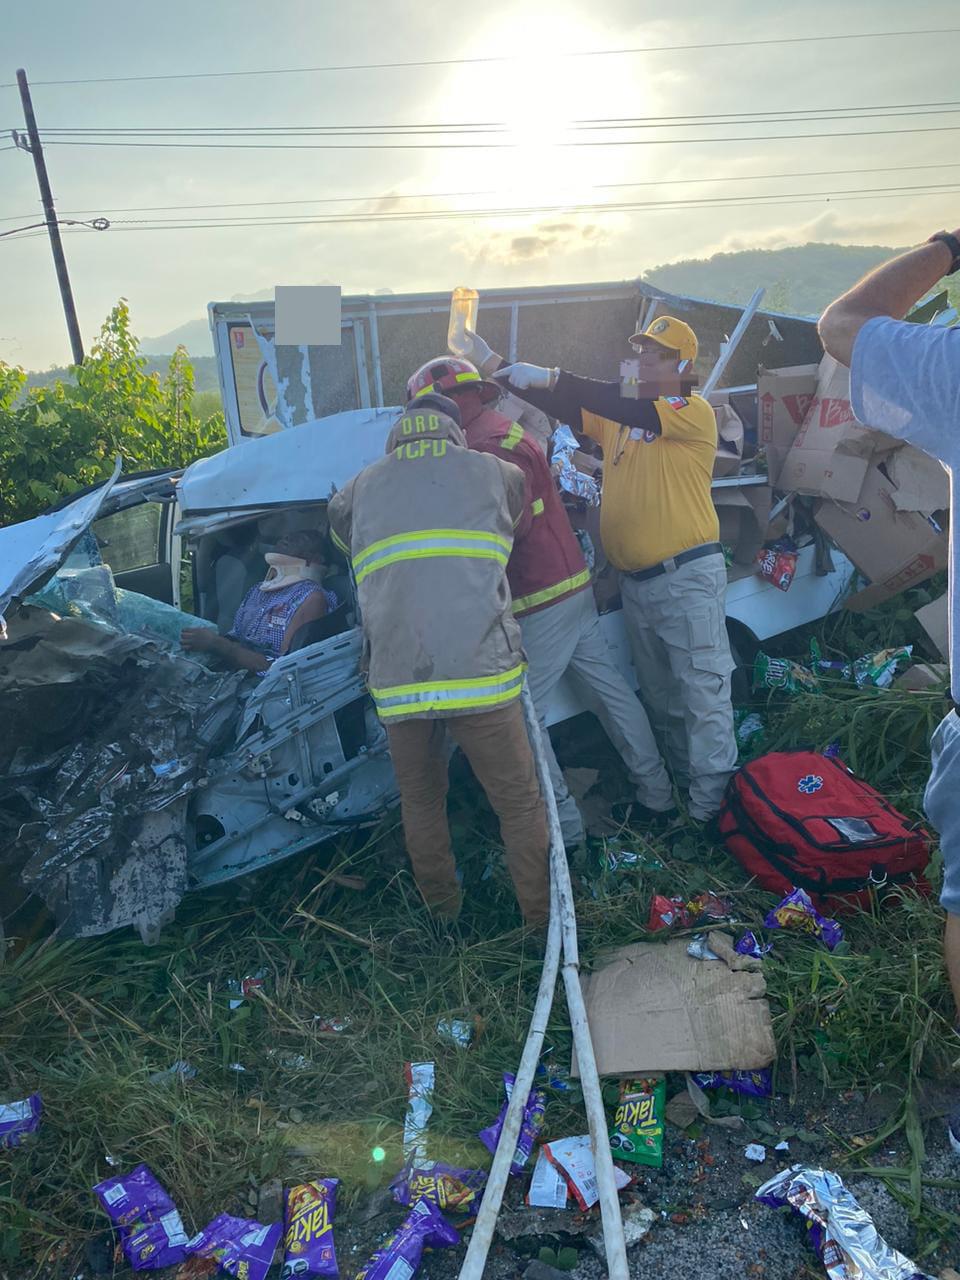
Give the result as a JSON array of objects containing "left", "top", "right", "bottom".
[{"left": 0, "top": 392, "right": 854, "bottom": 944}]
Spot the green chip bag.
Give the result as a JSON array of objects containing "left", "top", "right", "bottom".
[{"left": 608, "top": 1076, "right": 665, "bottom": 1168}]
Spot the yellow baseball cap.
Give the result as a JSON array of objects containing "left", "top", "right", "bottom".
[{"left": 630, "top": 315, "right": 698, "bottom": 365}]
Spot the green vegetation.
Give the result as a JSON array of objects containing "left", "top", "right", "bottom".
[
  {"left": 0, "top": 302, "right": 226, "bottom": 526},
  {"left": 644, "top": 242, "right": 902, "bottom": 316},
  {"left": 1, "top": 596, "right": 957, "bottom": 1270}
]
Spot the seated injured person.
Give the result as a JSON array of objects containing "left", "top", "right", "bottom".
[{"left": 182, "top": 529, "right": 338, "bottom": 671}]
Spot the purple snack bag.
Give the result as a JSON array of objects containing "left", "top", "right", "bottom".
[
  {"left": 735, "top": 931, "right": 773, "bottom": 959},
  {"left": 93, "top": 1163, "right": 189, "bottom": 1271},
  {"left": 186, "top": 1213, "right": 282, "bottom": 1280},
  {"left": 281, "top": 1180, "right": 338, "bottom": 1278},
  {"left": 692, "top": 1069, "right": 773, "bottom": 1098},
  {"left": 765, "top": 888, "right": 844, "bottom": 951},
  {"left": 0, "top": 1093, "right": 42, "bottom": 1148},
  {"left": 390, "top": 1163, "right": 486, "bottom": 1212},
  {"left": 477, "top": 1073, "right": 547, "bottom": 1177},
  {"left": 354, "top": 1197, "right": 459, "bottom": 1280}
]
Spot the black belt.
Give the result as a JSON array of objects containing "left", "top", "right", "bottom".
[{"left": 626, "top": 542, "right": 724, "bottom": 583}]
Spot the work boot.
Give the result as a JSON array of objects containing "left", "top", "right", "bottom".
[{"left": 612, "top": 800, "right": 681, "bottom": 834}]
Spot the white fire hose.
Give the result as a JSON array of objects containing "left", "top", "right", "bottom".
[{"left": 457, "top": 684, "right": 629, "bottom": 1279}]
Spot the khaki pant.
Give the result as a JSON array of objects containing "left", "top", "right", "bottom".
[
  {"left": 521, "top": 587, "right": 675, "bottom": 845},
  {"left": 619, "top": 552, "right": 737, "bottom": 819},
  {"left": 385, "top": 700, "right": 550, "bottom": 925}
]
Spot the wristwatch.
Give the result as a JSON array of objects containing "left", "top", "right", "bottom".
[{"left": 927, "top": 231, "right": 960, "bottom": 274}]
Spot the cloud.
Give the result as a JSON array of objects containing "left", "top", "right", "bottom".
[{"left": 456, "top": 219, "right": 610, "bottom": 267}]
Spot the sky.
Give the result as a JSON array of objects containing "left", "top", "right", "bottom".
[{"left": 1, "top": 0, "right": 958, "bottom": 369}]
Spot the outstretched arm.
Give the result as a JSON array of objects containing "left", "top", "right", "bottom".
[{"left": 819, "top": 232, "right": 959, "bottom": 367}]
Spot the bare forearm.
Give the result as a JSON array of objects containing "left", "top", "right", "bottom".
[
  {"left": 819, "top": 234, "right": 958, "bottom": 366},
  {"left": 213, "top": 634, "right": 269, "bottom": 672}
]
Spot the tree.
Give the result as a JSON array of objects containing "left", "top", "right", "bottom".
[{"left": 0, "top": 301, "right": 226, "bottom": 525}]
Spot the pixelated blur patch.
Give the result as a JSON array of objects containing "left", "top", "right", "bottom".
[{"left": 275, "top": 285, "right": 341, "bottom": 345}]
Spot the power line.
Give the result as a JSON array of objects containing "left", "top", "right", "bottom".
[
  {"left": 1, "top": 28, "right": 956, "bottom": 88},
  {"left": 2, "top": 160, "right": 954, "bottom": 224},
  {"left": 4, "top": 181, "right": 950, "bottom": 242},
  {"left": 38, "top": 122, "right": 960, "bottom": 151},
  {"left": 31, "top": 98, "right": 960, "bottom": 135}
]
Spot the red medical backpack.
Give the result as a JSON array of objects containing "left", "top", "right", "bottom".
[{"left": 718, "top": 750, "right": 931, "bottom": 912}]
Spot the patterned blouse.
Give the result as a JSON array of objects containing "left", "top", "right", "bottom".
[{"left": 228, "top": 580, "right": 337, "bottom": 660}]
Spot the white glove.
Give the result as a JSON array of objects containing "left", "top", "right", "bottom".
[
  {"left": 453, "top": 327, "right": 500, "bottom": 373},
  {"left": 493, "top": 362, "right": 554, "bottom": 391}
]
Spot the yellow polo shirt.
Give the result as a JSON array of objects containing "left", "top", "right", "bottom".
[{"left": 581, "top": 394, "right": 719, "bottom": 572}]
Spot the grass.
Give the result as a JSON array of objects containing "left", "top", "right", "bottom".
[{"left": 1, "top": 601, "right": 959, "bottom": 1272}]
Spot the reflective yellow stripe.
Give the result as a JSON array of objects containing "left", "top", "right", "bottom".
[
  {"left": 354, "top": 527, "right": 511, "bottom": 568},
  {"left": 512, "top": 568, "right": 592, "bottom": 614},
  {"left": 371, "top": 663, "right": 525, "bottom": 718},
  {"left": 330, "top": 528, "right": 349, "bottom": 554},
  {"left": 413, "top": 370, "right": 481, "bottom": 397},
  {"left": 500, "top": 423, "right": 524, "bottom": 451},
  {"left": 355, "top": 545, "right": 508, "bottom": 585},
  {"left": 531, "top": 498, "right": 545, "bottom": 516}
]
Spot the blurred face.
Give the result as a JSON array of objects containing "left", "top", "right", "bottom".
[
  {"left": 450, "top": 385, "right": 485, "bottom": 425},
  {"left": 630, "top": 337, "right": 681, "bottom": 378}
]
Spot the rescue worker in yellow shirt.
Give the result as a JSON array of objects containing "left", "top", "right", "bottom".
[{"left": 458, "top": 317, "right": 737, "bottom": 824}]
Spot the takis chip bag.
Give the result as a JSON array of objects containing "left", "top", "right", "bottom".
[
  {"left": 692, "top": 1069, "right": 773, "bottom": 1098},
  {"left": 735, "top": 930, "right": 773, "bottom": 959},
  {"left": 608, "top": 1077, "right": 665, "bottom": 1168},
  {"left": 477, "top": 1072, "right": 547, "bottom": 1176},
  {"left": 390, "top": 1164, "right": 486, "bottom": 1212},
  {"left": 186, "top": 1214, "right": 282, "bottom": 1280},
  {"left": 93, "top": 1163, "right": 189, "bottom": 1271},
  {"left": 754, "top": 546, "right": 798, "bottom": 592},
  {"left": 0, "top": 1093, "right": 42, "bottom": 1148},
  {"left": 281, "top": 1180, "right": 338, "bottom": 1278},
  {"left": 353, "top": 1197, "right": 459, "bottom": 1280},
  {"left": 765, "top": 888, "right": 843, "bottom": 951}
]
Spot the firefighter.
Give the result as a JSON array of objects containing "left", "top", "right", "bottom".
[
  {"left": 457, "top": 320, "right": 737, "bottom": 824},
  {"left": 406, "top": 355, "right": 677, "bottom": 845},
  {"left": 327, "top": 394, "right": 550, "bottom": 926}
]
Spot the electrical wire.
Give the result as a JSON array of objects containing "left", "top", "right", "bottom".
[
  {"left": 5, "top": 182, "right": 949, "bottom": 241},
  {"left": 1, "top": 160, "right": 956, "bottom": 224},
  {"left": 38, "top": 122, "right": 960, "bottom": 150},
  {"left": 1, "top": 27, "right": 956, "bottom": 88},
  {"left": 31, "top": 97, "right": 960, "bottom": 135},
  {"left": 97, "top": 181, "right": 960, "bottom": 228}
]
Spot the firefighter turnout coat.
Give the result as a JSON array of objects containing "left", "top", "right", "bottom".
[{"left": 328, "top": 407, "right": 528, "bottom": 722}]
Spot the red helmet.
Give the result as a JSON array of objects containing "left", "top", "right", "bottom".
[{"left": 406, "top": 355, "right": 499, "bottom": 405}]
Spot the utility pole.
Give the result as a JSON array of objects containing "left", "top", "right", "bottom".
[{"left": 15, "top": 68, "right": 85, "bottom": 365}]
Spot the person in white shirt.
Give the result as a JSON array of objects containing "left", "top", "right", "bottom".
[{"left": 820, "top": 228, "right": 960, "bottom": 1138}]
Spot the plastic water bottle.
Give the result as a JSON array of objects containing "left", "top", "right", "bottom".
[{"left": 447, "top": 287, "right": 479, "bottom": 357}]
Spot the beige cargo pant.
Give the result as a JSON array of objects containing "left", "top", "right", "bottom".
[
  {"left": 619, "top": 552, "right": 737, "bottom": 820},
  {"left": 520, "top": 586, "right": 675, "bottom": 846}
]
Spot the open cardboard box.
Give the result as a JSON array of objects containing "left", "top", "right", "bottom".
[
  {"left": 815, "top": 450, "right": 948, "bottom": 611},
  {"left": 778, "top": 355, "right": 899, "bottom": 503},
  {"left": 714, "top": 484, "right": 772, "bottom": 566},
  {"left": 757, "top": 362, "right": 818, "bottom": 489}
]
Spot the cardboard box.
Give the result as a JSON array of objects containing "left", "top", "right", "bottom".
[
  {"left": 757, "top": 363, "right": 818, "bottom": 488},
  {"left": 778, "top": 356, "right": 898, "bottom": 503},
  {"left": 570, "top": 939, "right": 775, "bottom": 1077},
  {"left": 915, "top": 593, "right": 949, "bottom": 660},
  {"left": 884, "top": 445, "right": 950, "bottom": 514},
  {"left": 714, "top": 485, "right": 772, "bottom": 566},
  {"left": 816, "top": 458, "right": 948, "bottom": 610},
  {"left": 713, "top": 403, "right": 744, "bottom": 479}
]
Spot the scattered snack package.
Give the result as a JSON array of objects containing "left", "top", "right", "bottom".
[
  {"left": 93, "top": 1164, "right": 190, "bottom": 1272},
  {"left": 281, "top": 1180, "right": 338, "bottom": 1278},
  {"left": 353, "top": 1197, "right": 459, "bottom": 1280},
  {"left": 541, "top": 1135, "right": 632, "bottom": 1210},
  {"left": 477, "top": 1073, "right": 547, "bottom": 1177},
  {"left": 765, "top": 888, "right": 843, "bottom": 951},
  {"left": 608, "top": 1077, "right": 665, "bottom": 1168}
]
